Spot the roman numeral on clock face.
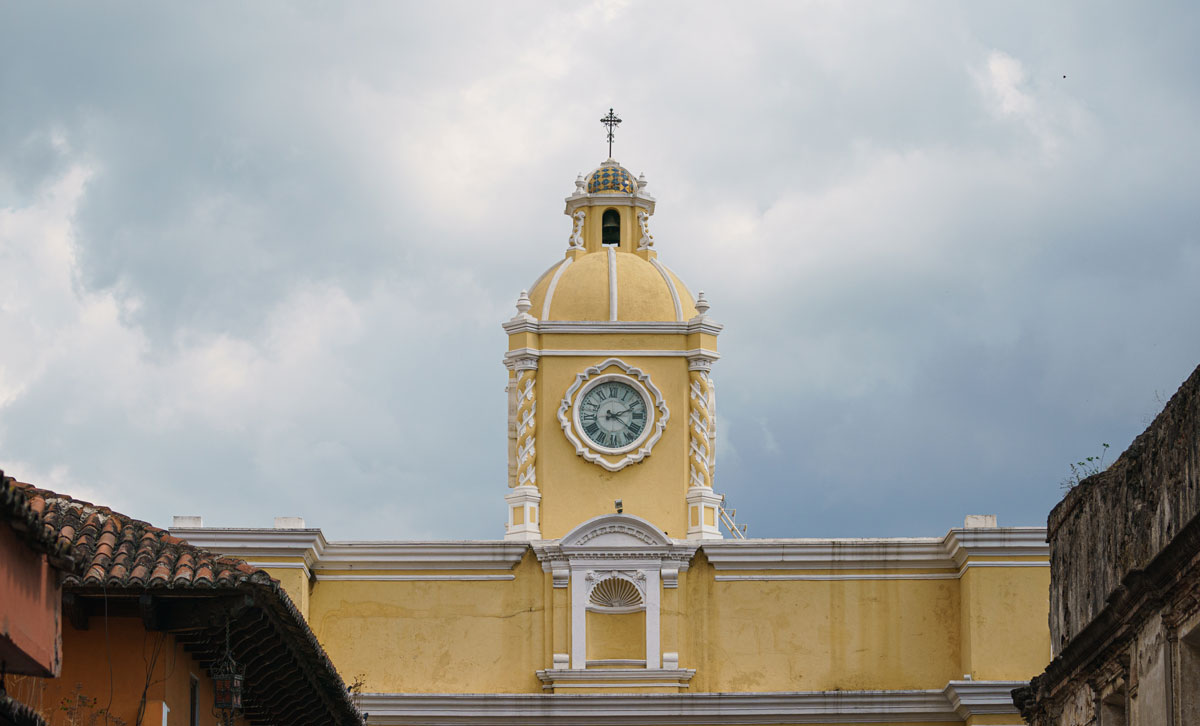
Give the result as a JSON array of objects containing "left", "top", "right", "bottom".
[{"left": 577, "top": 377, "right": 651, "bottom": 450}]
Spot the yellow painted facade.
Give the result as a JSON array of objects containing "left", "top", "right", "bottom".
[{"left": 176, "top": 157, "right": 1051, "bottom": 725}]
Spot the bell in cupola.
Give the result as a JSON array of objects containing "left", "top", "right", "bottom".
[{"left": 601, "top": 208, "right": 621, "bottom": 246}]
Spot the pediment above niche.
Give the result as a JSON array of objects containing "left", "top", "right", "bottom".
[
  {"left": 559, "top": 514, "right": 672, "bottom": 548},
  {"left": 534, "top": 515, "right": 698, "bottom": 589}
]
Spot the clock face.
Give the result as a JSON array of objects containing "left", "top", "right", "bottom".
[{"left": 577, "top": 378, "right": 650, "bottom": 453}]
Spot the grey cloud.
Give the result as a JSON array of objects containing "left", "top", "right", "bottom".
[{"left": 2, "top": 1, "right": 1198, "bottom": 540}]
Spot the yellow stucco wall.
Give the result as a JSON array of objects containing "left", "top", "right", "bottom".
[
  {"left": 294, "top": 548, "right": 1050, "bottom": 696},
  {"left": 307, "top": 553, "right": 547, "bottom": 693},
  {"left": 684, "top": 557, "right": 962, "bottom": 692},
  {"left": 958, "top": 560, "right": 1051, "bottom": 681},
  {"left": 535, "top": 353, "right": 693, "bottom": 539}
]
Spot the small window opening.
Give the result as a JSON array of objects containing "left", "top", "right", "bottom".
[
  {"left": 1100, "top": 687, "right": 1126, "bottom": 726},
  {"left": 189, "top": 675, "right": 199, "bottom": 726},
  {"left": 602, "top": 209, "right": 620, "bottom": 246}
]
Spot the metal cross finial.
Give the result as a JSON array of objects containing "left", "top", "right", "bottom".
[{"left": 600, "top": 108, "right": 622, "bottom": 158}]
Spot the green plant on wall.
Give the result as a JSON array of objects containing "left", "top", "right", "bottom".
[
  {"left": 56, "top": 684, "right": 128, "bottom": 726},
  {"left": 1060, "top": 443, "right": 1110, "bottom": 491}
]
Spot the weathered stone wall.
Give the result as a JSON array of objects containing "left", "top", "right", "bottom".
[{"left": 1047, "top": 364, "right": 1200, "bottom": 654}]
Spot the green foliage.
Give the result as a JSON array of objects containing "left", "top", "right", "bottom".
[
  {"left": 56, "top": 684, "right": 128, "bottom": 726},
  {"left": 1060, "top": 443, "right": 1110, "bottom": 491}
]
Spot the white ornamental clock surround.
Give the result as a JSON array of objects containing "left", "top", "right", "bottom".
[{"left": 559, "top": 358, "right": 669, "bottom": 472}]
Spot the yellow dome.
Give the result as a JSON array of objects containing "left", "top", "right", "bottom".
[{"left": 528, "top": 250, "right": 698, "bottom": 322}]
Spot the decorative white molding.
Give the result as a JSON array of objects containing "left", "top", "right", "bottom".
[
  {"left": 541, "top": 258, "right": 573, "bottom": 319},
  {"left": 502, "top": 319, "right": 724, "bottom": 336},
  {"left": 685, "top": 486, "right": 724, "bottom": 542},
  {"left": 564, "top": 194, "right": 655, "bottom": 218},
  {"left": 170, "top": 528, "right": 327, "bottom": 578},
  {"left": 647, "top": 257, "right": 682, "bottom": 321},
  {"left": 715, "top": 573, "right": 962, "bottom": 582},
  {"left": 534, "top": 515, "right": 698, "bottom": 673},
  {"left": 317, "top": 574, "right": 516, "bottom": 582},
  {"left": 942, "top": 527, "right": 1050, "bottom": 568},
  {"left": 607, "top": 247, "right": 618, "bottom": 321},
  {"left": 514, "top": 370, "right": 537, "bottom": 488},
  {"left": 509, "top": 347, "right": 720, "bottom": 360},
  {"left": 587, "top": 573, "right": 645, "bottom": 612},
  {"left": 506, "top": 355, "right": 538, "bottom": 372},
  {"left": 568, "top": 210, "right": 585, "bottom": 250},
  {"left": 687, "top": 373, "right": 716, "bottom": 490},
  {"left": 558, "top": 359, "right": 669, "bottom": 472},
  {"left": 316, "top": 542, "right": 529, "bottom": 571},
  {"left": 700, "top": 527, "right": 1048, "bottom": 571},
  {"left": 536, "top": 668, "right": 694, "bottom": 691},
  {"left": 356, "top": 680, "right": 1025, "bottom": 724},
  {"left": 944, "top": 680, "right": 1032, "bottom": 719},
  {"left": 505, "top": 485, "right": 542, "bottom": 541},
  {"left": 636, "top": 210, "right": 654, "bottom": 251}
]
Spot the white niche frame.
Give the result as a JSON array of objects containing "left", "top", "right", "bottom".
[{"left": 533, "top": 514, "right": 698, "bottom": 671}]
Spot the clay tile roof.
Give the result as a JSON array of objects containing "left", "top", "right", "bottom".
[
  {"left": 0, "top": 472, "right": 74, "bottom": 569},
  {"left": 8, "top": 479, "right": 363, "bottom": 726},
  {"left": 8, "top": 481, "right": 268, "bottom": 590}
]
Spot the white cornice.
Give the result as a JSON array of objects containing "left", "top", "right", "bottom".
[
  {"left": 943, "top": 527, "right": 1048, "bottom": 568},
  {"left": 356, "top": 681, "right": 1025, "bottom": 724},
  {"left": 170, "top": 528, "right": 1045, "bottom": 576},
  {"left": 171, "top": 527, "right": 327, "bottom": 576},
  {"left": 169, "top": 529, "right": 529, "bottom": 573},
  {"left": 504, "top": 349, "right": 720, "bottom": 369},
  {"left": 564, "top": 195, "right": 655, "bottom": 216},
  {"left": 502, "top": 320, "right": 723, "bottom": 336},
  {"left": 943, "top": 680, "right": 1031, "bottom": 719},
  {"left": 700, "top": 527, "right": 1047, "bottom": 571}
]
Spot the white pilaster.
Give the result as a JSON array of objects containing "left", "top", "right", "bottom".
[
  {"left": 686, "top": 486, "right": 724, "bottom": 540},
  {"left": 571, "top": 570, "right": 587, "bottom": 669},
  {"left": 504, "top": 485, "right": 542, "bottom": 541},
  {"left": 644, "top": 569, "right": 661, "bottom": 668}
]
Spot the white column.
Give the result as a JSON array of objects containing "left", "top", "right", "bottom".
[
  {"left": 570, "top": 569, "right": 587, "bottom": 669},
  {"left": 644, "top": 569, "right": 661, "bottom": 669}
]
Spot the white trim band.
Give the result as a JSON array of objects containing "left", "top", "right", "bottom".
[
  {"left": 701, "top": 527, "right": 1047, "bottom": 571},
  {"left": 713, "top": 560, "right": 1050, "bottom": 582},
  {"left": 317, "top": 574, "right": 516, "bottom": 582},
  {"left": 508, "top": 347, "right": 720, "bottom": 359},
  {"left": 355, "top": 680, "right": 1026, "bottom": 724}
]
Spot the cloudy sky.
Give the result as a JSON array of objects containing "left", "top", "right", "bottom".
[{"left": 2, "top": 2, "right": 1198, "bottom": 540}]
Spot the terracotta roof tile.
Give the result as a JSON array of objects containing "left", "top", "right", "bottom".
[
  {"left": 10, "top": 481, "right": 271, "bottom": 590},
  {"left": 8, "top": 479, "right": 363, "bottom": 725},
  {"left": 0, "top": 473, "right": 73, "bottom": 568}
]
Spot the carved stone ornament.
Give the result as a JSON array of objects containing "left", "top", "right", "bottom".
[
  {"left": 636, "top": 210, "right": 654, "bottom": 250},
  {"left": 573, "top": 523, "right": 661, "bottom": 547},
  {"left": 558, "top": 358, "right": 669, "bottom": 472},
  {"left": 568, "top": 209, "right": 586, "bottom": 250}
]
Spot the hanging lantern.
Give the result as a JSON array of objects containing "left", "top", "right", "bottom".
[
  {"left": 213, "top": 662, "right": 244, "bottom": 711},
  {"left": 212, "top": 621, "right": 244, "bottom": 722}
]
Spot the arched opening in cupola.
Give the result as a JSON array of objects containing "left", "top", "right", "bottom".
[{"left": 601, "top": 209, "right": 621, "bottom": 246}]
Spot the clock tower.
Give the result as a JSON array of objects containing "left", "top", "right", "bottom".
[{"left": 502, "top": 156, "right": 725, "bottom": 541}]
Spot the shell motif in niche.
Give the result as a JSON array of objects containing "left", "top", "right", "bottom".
[{"left": 590, "top": 577, "right": 644, "bottom": 609}]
